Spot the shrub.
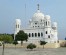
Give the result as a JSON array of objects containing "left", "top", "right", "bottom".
[
  {"left": 40, "top": 41, "right": 47, "bottom": 49},
  {"left": 13, "top": 41, "right": 18, "bottom": 46},
  {"left": 27, "top": 43, "right": 36, "bottom": 50}
]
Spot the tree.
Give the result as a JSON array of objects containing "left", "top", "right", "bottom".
[
  {"left": 0, "top": 34, "right": 13, "bottom": 43},
  {"left": 15, "top": 30, "right": 28, "bottom": 46},
  {"left": 27, "top": 43, "right": 36, "bottom": 50},
  {"left": 40, "top": 41, "right": 47, "bottom": 49},
  {"left": 11, "top": 34, "right": 14, "bottom": 40},
  {"left": 0, "top": 34, "right": 13, "bottom": 55},
  {"left": 13, "top": 40, "right": 18, "bottom": 48}
]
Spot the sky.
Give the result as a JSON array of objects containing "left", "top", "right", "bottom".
[{"left": 0, "top": 0, "right": 66, "bottom": 40}]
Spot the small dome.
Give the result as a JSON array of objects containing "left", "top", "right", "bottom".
[
  {"left": 29, "top": 19, "right": 32, "bottom": 22},
  {"left": 45, "top": 15, "right": 50, "bottom": 20},
  {"left": 52, "top": 22, "right": 57, "bottom": 27},
  {"left": 32, "top": 10, "right": 44, "bottom": 21},
  {"left": 16, "top": 19, "right": 21, "bottom": 24}
]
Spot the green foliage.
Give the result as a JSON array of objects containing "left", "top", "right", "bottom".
[
  {"left": 40, "top": 41, "right": 47, "bottom": 49},
  {"left": 0, "top": 34, "right": 13, "bottom": 55},
  {"left": 0, "top": 34, "right": 13, "bottom": 43},
  {"left": 27, "top": 43, "right": 36, "bottom": 50},
  {"left": 11, "top": 34, "right": 14, "bottom": 40},
  {"left": 40, "top": 41, "right": 47, "bottom": 45},
  {"left": 13, "top": 41, "right": 18, "bottom": 45},
  {"left": 15, "top": 30, "right": 28, "bottom": 45}
]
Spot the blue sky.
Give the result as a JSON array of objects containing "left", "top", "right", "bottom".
[{"left": 0, "top": 0, "right": 66, "bottom": 40}]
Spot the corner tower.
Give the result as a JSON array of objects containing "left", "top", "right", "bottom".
[
  {"left": 15, "top": 19, "right": 21, "bottom": 34},
  {"left": 52, "top": 22, "right": 58, "bottom": 42},
  {"left": 44, "top": 15, "right": 51, "bottom": 43},
  {"left": 14, "top": 19, "right": 21, "bottom": 40}
]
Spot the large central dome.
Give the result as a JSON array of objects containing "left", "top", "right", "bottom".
[
  {"left": 32, "top": 4, "right": 44, "bottom": 21},
  {"left": 32, "top": 10, "right": 44, "bottom": 21}
]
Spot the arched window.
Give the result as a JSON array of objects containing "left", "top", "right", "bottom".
[
  {"left": 32, "top": 33, "right": 34, "bottom": 37},
  {"left": 18, "top": 25, "right": 19, "bottom": 28},
  {"left": 41, "top": 20, "right": 42, "bottom": 22},
  {"left": 33, "top": 26, "right": 34, "bottom": 28},
  {"left": 16, "top": 25, "right": 17, "bottom": 28},
  {"left": 46, "top": 21, "right": 47, "bottom": 26},
  {"left": 46, "top": 31, "right": 47, "bottom": 34},
  {"left": 35, "top": 23, "right": 37, "bottom": 24},
  {"left": 38, "top": 33, "right": 40, "bottom": 37},
  {"left": 41, "top": 32, "right": 43, "bottom": 37},
  {"left": 35, "top": 33, "right": 37, "bottom": 37},
  {"left": 29, "top": 33, "right": 31, "bottom": 37},
  {"left": 48, "top": 35, "right": 50, "bottom": 38},
  {"left": 48, "top": 21, "right": 50, "bottom": 26},
  {"left": 38, "top": 26, "right": 39, "bottom": 27}
]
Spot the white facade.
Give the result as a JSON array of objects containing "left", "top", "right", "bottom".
[{"left": 14, "top": 5, "right": 58, "bottom": 43}]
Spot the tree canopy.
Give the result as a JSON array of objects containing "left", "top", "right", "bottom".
[
  {"left": 0, "top": 34, "right": 13, "bottom": 43},
  {"left": 0, "top": 34, "right": 13, "bottom": 55},
  {"left": 40, "top": 41, "right": 47, "bottom": 49},
  {"left": 15, "top": 30, "right": 28, "bottom": 45}
]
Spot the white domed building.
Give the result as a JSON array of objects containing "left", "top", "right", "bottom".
[{"left": 14, "top": 4, "right": 58, "bottom": 44}]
